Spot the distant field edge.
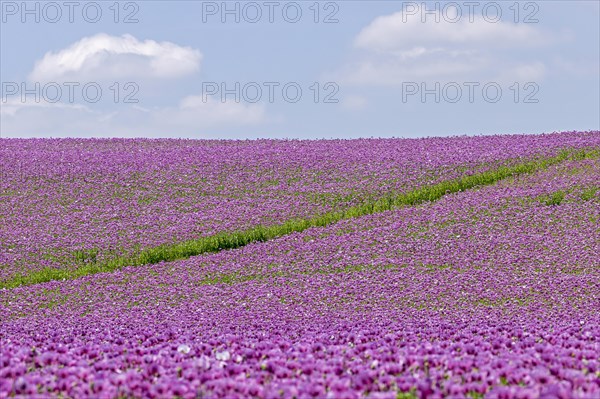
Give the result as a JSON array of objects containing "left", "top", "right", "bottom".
[{"left": 2, "top": 146, "right": 598, "bottom": 289}]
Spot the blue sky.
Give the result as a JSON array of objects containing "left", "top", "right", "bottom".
[{"left": 1, "top": 1, "right": 599, "bottom": 138}]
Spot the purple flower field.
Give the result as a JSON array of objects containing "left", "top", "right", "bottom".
[
  {"left": 1, "top": 132, "right": 599, "bottom": 398},
  {"left": 1, "top": 132, "right": 598, "bottom": 281}
]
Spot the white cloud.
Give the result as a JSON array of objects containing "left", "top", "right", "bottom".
[
  {"left": 337, "top": 49, "right": 489, "bottom": 85},
  {"left": 355, "top": 8, "right": 546, "bottom": 53},
  {"left": 1, "top": 96, "right": 266, "bottom": 137},
  {"left": 332, "top": 5, "right": 551, "bottom": 86},
  {"left": 29, "top": 33, "right": 202, "bottom": 82},
  {"left": 2, "top": 34, "right": 267, "bottom": 137}
]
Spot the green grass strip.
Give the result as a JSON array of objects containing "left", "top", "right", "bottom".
[{"left": 2, "top": 147, "right": 598, "bottom": 289}]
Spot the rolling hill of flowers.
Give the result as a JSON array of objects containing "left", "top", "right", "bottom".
[{"left": 1, "top": 131, "right": 599, "bottom": 398}]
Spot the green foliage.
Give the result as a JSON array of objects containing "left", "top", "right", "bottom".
[
  {"left": 73, "top": 248, "right": 99, "bottom": 263},
  {"left": 580, "top": 187, "right": 598, "bottom": 201},
  {"left": 396, "top": 389, "right": 418, "bottom": 399},
  {"left": 539, "top": 190, "right": 566, "bottom": 206},
  {"left": 467, "top": 391, "right": 485, "bottom": 399}
]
